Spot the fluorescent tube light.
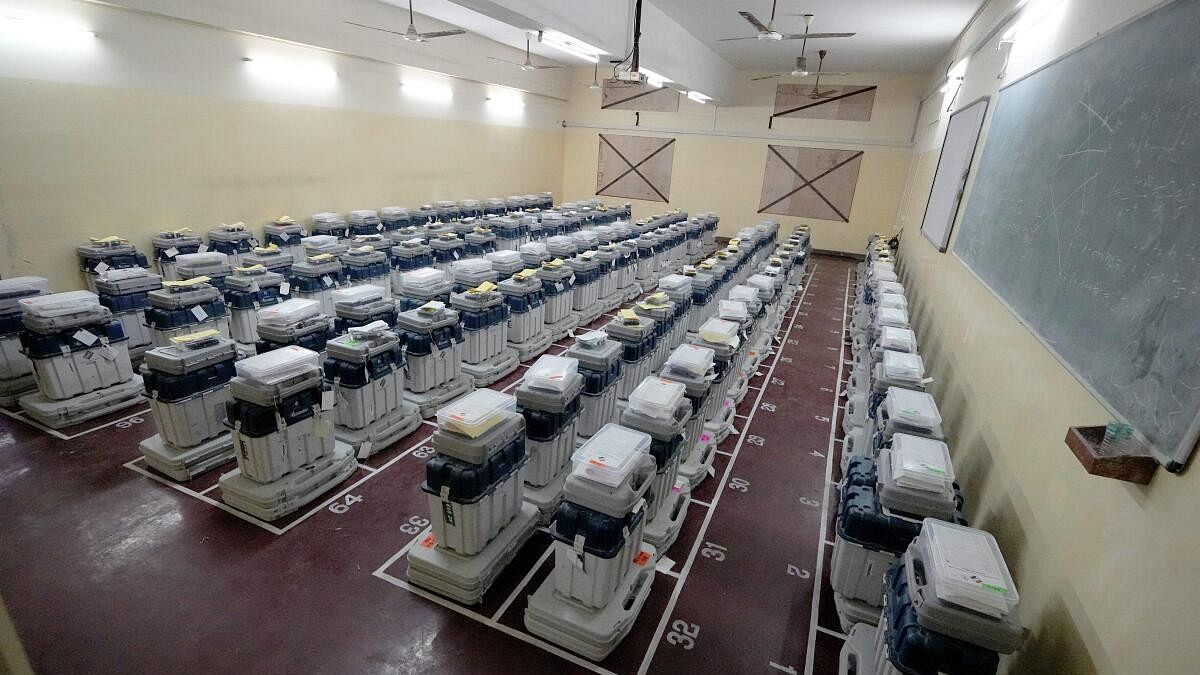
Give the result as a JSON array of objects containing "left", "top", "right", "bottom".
[
  {"left": 0, "top": 14, "right": 95, "bottom": 48},
  {"left": 402, "top": 78, "right": 453, "bottom": 103},
  {"left": 639, "top": 67, "right": 670, "bottom": 89},
  {"left": 243, "top": 56, "right": 337, "bottom": 89},
  {"left": 686, "top": 91, "right": 711, "bottom": 104},
  {"left": 539, "top": 29, "right": 603, "bottom": 63}
]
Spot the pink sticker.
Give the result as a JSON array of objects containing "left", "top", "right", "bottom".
[
  {"left": 723, "top": 400, "right": 730, "bottom": 408},
  {"left": 671, "top": 485, "right": 682, "bottom": 493},
  {"left": 700, "top": 433, "right": 711, "bottom": 442}
]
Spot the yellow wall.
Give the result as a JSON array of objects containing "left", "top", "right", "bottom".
[
  {"left": 0, "top": 78, "right": 564, "bottom": 291},
  {"left": 559, "top": 69, "right": 923, "bottom": 252},
  {"left": 896, "top": 1, "right": 1200, "bottom": 672}
]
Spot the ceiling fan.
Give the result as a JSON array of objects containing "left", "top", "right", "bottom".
[
  {"left": 719, "top": 4, "right": 855, "bottom": 43},
  {"left": 344, "top": 0, "right": 466, "bottom": 43},
  {"left": 751, "top": 45, "right": 851, "bottom": 81},
  {"left": 803, "top": 50, "right": 842, "bottom": 98},
  {"left": 489, "top": 32, "right": 563, "bottom": 71}
]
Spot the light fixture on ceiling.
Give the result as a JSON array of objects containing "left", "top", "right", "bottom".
[
  {"left": 486, "top": 89, "right": 525, "bottom": 115},
  {"left": 686, "top": 91, "right": 712, "bottom": 104},
  {"left": 538, "top": 28, "right": 603, "bottom": 63},
  {"left": 242, "top": 56, "right": 338, "bottom": 89},
  {"left": 0, "top": 13, "right": 96, "bottom": 47},
  {"left": 401, "top": 77, "right": 452, "bottom": 103},
  {"left": 638, "top": 67, "right": 670, "bottom": 89},
  {"left": 1002, "top": 0, "right": 1068, "bottom": 41}
]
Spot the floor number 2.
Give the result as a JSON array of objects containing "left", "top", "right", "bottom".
[{"left": 666, "top": 619, "right": 700, "bottom": 650}]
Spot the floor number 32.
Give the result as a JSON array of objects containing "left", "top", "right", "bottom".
[{"left": 666, "top": 619, "right": 700, "bottom": 650}]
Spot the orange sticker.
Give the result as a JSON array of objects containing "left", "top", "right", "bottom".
[
  {"left": 420, "top": 534, "right": 437, "bottom": 548},
  {"left": 633, "top": 551, "right": 651, "bottom": 566}
]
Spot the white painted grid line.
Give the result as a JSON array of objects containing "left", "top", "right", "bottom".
[
  {"left": 491, "top": 545, "right": 554, "bottom": 621},
  {"left": 816, "top": 625, "right": 847, "bottom": 640},
  {"left": 689, "top": 499, "right": 713, "bottom": 508},
  {"left": 636, "top": 264, "right": 819, "bottom": 675},
  {"left": 802, "top": 266, "right": 851, "bottom": 675},
  {"left": 0, "top": 406, "right": 70, "bottom": 440},
  {"left": 64, "top": 408, "right": 153, "bottom": 440},
  {"left": 122, "top": 459, "right": 286, "bottom": 535}
]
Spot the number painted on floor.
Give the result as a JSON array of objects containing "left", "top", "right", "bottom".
[
  {"left": 760, "top": 402, "right": 777, "bottom": 413},
  {"left": 826, "top": 346, "right": 838, "bottom": 351},
  {"left": 700, "top": 542, "right": 727, "bottom": 562},
  {"left": 787, "top": 339, "right": 799, "bottom": 346},
  {"left": 771, "top": 377, "right": 786, "bottom": 386},
  {"left": 412, "top": 445, "right": 434, "bottom": 459},
  {"left": 728, "top": 477, "right": 750, "bottom": 492},
  {"left": 786, "top": 564, "right": 812, "bottom": 579},
  {"left": 666, "top": 619, "right": 700, "bottom": 650},
  {"left": 811, "top": 449, "right": 825, "bottom": 458},
  {"left": 797, "top": 311, "right": 808, "bottom": 317},
  {"left": 830, "top": 329, "right": 840, "bottom": 335},
  {"left": 825, "top": 364, "right": 836, "bottom": 370},
  {"left": 115, "top": 416, "right": 145, "bottom": 429},
  {"left": 769, "top": 662, "right": 798, "bottom": 674},
  {"left": 328, "top": 494, "right": 363, "bottom": 514},
  {"left": 815, "top": 415, "right": 830, "bottom": 422},
  {"left": 779, "top": 356, "right": 793, "bottom": 364},
  {"left": 747, "top": 435, "right": 765, "bottom": 447},
  {"left": 799, "top": 496, "right": 820, "bottom": 508},
  {"left": 399, "top": 514, "right": 430, "bottom": 534},
  {"left": 820, "top": 386, "right": 833, "bottom": 392}
]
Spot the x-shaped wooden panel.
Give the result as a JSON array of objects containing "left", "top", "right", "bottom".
[
  {"left": 758, "top": 144, "right": 863, "bottom": 222},
  {"left": 596, "top": 134, "right": 676, "bottom": 203}
]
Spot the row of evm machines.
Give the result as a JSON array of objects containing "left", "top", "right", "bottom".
[
  {"left": 0, "top": 219, "right": 809, "bottom": 661},
  {"left": 836, "top": 237, "right": 1027, "bottom": 675}
]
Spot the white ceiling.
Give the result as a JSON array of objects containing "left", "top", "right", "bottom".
[{"left": 649, "top": 0, "right": 986, "bottom": 73}]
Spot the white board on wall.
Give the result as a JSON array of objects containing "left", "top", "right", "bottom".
[{"left": 920, "top": 97, "right": 989, "bottom": 251}]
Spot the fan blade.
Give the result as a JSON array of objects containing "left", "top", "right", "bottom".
[
  {"left": 343, "top": 21, "right": 410, "bottom": 38},
  {"left": 737, "top": 11, "right": 769, "bottom": 32},
  {"left": 488, "top": 57, "right": 527, "bottom": 67},
  {"left": 717, "top": 36, "right": 761, "bottom": 41},
  {"left": 418, "top": 29, "right": 466, "bottom": 39},
  {"left": 780, "top": 32, "right": 856, "bottom": 39},
  {"left": 750, "top": 74, "right": 783, "bottom": 81}
]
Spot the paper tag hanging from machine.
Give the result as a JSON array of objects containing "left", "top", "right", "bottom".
[{"left": 190, "top": 305, "right": 209, "bottom": 322}]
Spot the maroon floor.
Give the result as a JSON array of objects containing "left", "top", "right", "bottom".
[{"left": 0, "top": 255, "right": 856, "bottom": 675}]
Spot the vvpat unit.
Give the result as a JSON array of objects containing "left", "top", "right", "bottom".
[
  {"left": 620, "top": 377, "right": 691, "bottom": 555},
  {"left": 565, "top": 331, "right": 622, "bottom": 439},
  {"left": 340, "top": 245, "right": 391, "bottom": 295},
  {"left": 498, "top": 269, "right": 552, "bottom": 361},
  {"left": 224, "top": 265, "right": 284, "bottom": 354},
  {"left": 347, "top": 210, "right": 382, "bottom": 237},
  {"left": 657, "top": 275, "right": 693, "bottom": 353},
  {"left": 408, "top": 390, "right": 538, "bottom": 604},
  {"left": 380, "top": 206, "right": 411, "bottom": 233},
  {"left": 256, "top": 298, "right": 336, "bottom": 357},
  {"left": 77, "top": 237, "right": 150, "bottom": 294},
  {"left": 395, "top": 267, "right": 453, "bottom": 312},
  {"left": 332, "top": 285, "right": 397, "bottom": 333},
  {"left": 206, "top": 223, "right": 256, "bottom": 268},
  {"left": 139, "top": 331, "right": 237, "bottom": 480},
  {"left": 241, "top": 243, "right": 295, "bottom": 279},
  {"left": 390, "top": 238, "right": 435, "bottom": 291},
  {"left": 450, "top": 258, "right": 497, "bottom": 293},
  {"left": 175, "top": 251, "right": 233, "bottom": 291},
  {"left": 394, "top": 302, "right": 473, "bottom": 418},
  {"left": 485, "top": 250, "right": 525, "bottom": 278},
  {"left": 18, "top": 291, "right": 144, "bottom": 427},
  {"left": 311, "top": 212, "right": 349, "bottom": 240},
  {"left": 263, "top": 216, "right": 306, "bottom": 262},
  {"left": 632, "top": 293, "right": 676, "bottom": 371},
  {"left": 536, "top": 259, "right": 577, "bottom": 342},
  {"left": 302, "top": 234, "right": 349, "bottom": 258},
  {"left": 145, "top": 277, "right": 231, "bottom": 347},
  {"left": 450, "top": 282, "right": 519, "bottom": 386},
  {"left": 0, "top": 277, "right": 49, "bottom": 406},
  {"left": 567, "top": 252, "right": 603, "bottom": 326},
  {"left": 490, "top": 216, "right": 527, "bottom": 251},
  {"left": 519, "top": 241, "right": 550, "bottom": 270},
  {"left": 683, "top": 266, "right": 717, "bottom": 333},
  {"left": 464, "top": 226, "right": 496, "bottom": 257},
  {"left": 593, "top": 244, "right": 624, "bottom": 312},
  {"left": 689, "top": 318, "right": 741, "bottom": 445},
  {"left": 604, "top": 310, "right": 657, "bottom": 402},
  {"left": 94, "top": 267, "right": 162, "bottom": 364},
  {"left": 324, "top": 322, "right": 422, "bottom": 458},
  {"left": 152, "top": 229, "right": 202, "bottom": 281},
  {"left": 516, "top": 355, "right": 583, "bottom": 522},
  {"left": 288, "top": 253, "right": 344, "bottom": 316},
  {"left": 660, "top": 344, "right": 718, "bottom": 488},
  {"left": 430, "top": 233, "right": 466, "bottom": 271},
  {"left": 219, "top": 346, "right": 355, "bottom": 521},
  {"left": 524, "top": 424, "right": 658, "bottom": 661}
]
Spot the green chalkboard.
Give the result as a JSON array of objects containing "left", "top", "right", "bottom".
[{"left": 954, "top": 0, "right": 1200, "bottom": 471}]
